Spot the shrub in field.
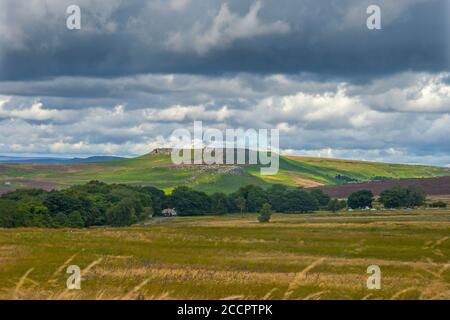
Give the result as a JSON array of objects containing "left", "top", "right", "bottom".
[
  {"left": 258, "top": 203, "right": 272, "bottom": 223},
  {"left": 429, "top": 201, "right": 447, "bottom": 208},
  {"left": 347, "top": 190, "right": 374, "bottom": 209}
]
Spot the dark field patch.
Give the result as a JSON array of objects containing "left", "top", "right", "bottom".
[{"left": 318, "top": 176, "right": 450, "bottom": 198}]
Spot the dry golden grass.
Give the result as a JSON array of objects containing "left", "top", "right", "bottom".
[{"left": 0, "top": 210, "right": 449, "bottom": 300}]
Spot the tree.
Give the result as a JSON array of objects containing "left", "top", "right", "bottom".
[
  {"left": 347, "top": 190, "right": 374, "bottom": 209},
  {"left": 284, "top": 188, "right": 319, "bottom": 213},
  {"left": 310, "top": 189, "right": 331, "bottom": 207},
  {"left": 246, "top": 186, "right": 268, "bottom": 212},
  {"left": 43, "top": 191, "right": 83, "bottom": 215},
  {"left": 258, "top": 203, "right": 272, "bottom": 223},
  {"left": 142, "top": 186, "right": 167, "bottom": 216},
  {"left": 169, "top": 186, "right": 211, "bottom": 215},
  {"left": 328, "top": 199, "right": 347, "bottom": 212},
  {"left": 106, "top": 198, "right": 137, "bottom": 227},
  {"left": 17, "top": 203, "right": 50, "bottom": 227},
  {"left": 211, "top": 193, "right": 229, "bottom": 214},
  {"left": 234, "top": 196, "right": 246, "bottom": 215},
  {"left": 379, "top": 188, "right": 405, "bottom": 208},
  {"left": 232, "top": 185, "right": 268, "bottom": 213},
  {"left": 267, "top": 184, "right": 288, "bottom": 212},
  {"left": 74, "top": 194, "right": 99, "bottom": 227},
  {"left": 67, "top": 211, "right": 85, "bottom": 228},
  {"left": 0, "top": 200, "right": 24, "bottom": 228},
  {"left": 1, "top": 188, "right": 46, "bottom": 202},
  {"left": 139, "top": 207, "right": 154, "bottom": 221},
  {"left": 379, "top": 187, "right": 426, "bottom": 209},
  {"left": 52, "top": 213, "right": 68, "bottom": 228},
  {"left": 404, "top": 187, "right": 426, "bottom": 208}
]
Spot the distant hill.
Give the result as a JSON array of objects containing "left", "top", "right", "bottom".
[
  {"left": 0, "top": 149, "right": 449, "bottom": 195},
  {"left": 0, "top": 155, "right": 125, "bottom": 164}
]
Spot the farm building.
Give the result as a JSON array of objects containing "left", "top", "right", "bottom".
[{"left": 162, "top": 208, "right": 177, "bottom": 217}]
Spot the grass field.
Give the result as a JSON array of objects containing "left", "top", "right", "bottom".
[
  {"left": 1, "top": 153, "right": 449, "bottom": 195},
  {"left": 1, "top": 210, "right": 449, "bottom": 300}
]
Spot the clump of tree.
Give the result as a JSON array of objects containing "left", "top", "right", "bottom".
[
  {"left": 379, "top": 187, "right": 426, "bottom": 209},
  {"left": 210, "top": 193, "right": 229, "bottom": 214},
  {"left": 233, "top": 196, "right": 246, "bottom": 216},
  {"left": 169, "top": 186, "right": 211, "bottom": 216},
  {"left": 171, "top": 184, "right": 328, "bottom": 215},
  {"left": 310, "top": 189, "right": 331, "bottom": 208},
  {"left": 266, "top": 184, "right": 288, "bottom": 212},
  {"left": 1, "top": 182, "right": 340, "bottom": 229},
  {"left": 347, "top": 190, "right": 374, "bottom": 209},
  {"left": 0, "top": 181, "right": 154, "bottom": 228},
  {"left": 263, "top": 184, "right": 324, "bottom": 213},
  {"left": 106, "top": 198, "right": 138, "bottom": 227},
  {"left": 257, "top": 203, "right": 272, "bottom": 223},
  {"left": 228, "top": 185, "right": 268, "bottom": 213},
  {"left": 141, "top": 186, "right": 168, "bottom": 216},
  {"left": 283, "top": 188, "right": 319, "bottom": 213}
]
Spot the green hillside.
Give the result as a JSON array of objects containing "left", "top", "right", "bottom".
[{"left": 0, "top": 151, "right": 449, "bottom": 194}]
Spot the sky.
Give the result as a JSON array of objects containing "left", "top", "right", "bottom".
[{"left": 0, "top": 0, "right": 449, "bottom": 165}]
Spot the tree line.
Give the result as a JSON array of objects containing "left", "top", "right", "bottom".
[
  {"left": 347, "top": 186, "right": 427, "bottom": 209},
  {"left": 0, "top": 180, "right": 436, "bottom": 228}
]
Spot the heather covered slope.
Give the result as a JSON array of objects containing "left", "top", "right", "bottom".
[
  {"left": 318, "top": 176, "right": 450, "bottom": 198},
  {"left": 287, "top": 156, "right": 450, "bottom": 184},
  {"left": 0, "top": 151, "right": 449, "bottom": 195}
]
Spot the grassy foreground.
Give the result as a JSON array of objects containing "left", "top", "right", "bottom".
[{"left": 0, "top": 210, "right": 449, "bottom": 300}]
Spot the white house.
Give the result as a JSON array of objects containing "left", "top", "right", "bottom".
[{"left": 162, "top": 208, "right": 177, "bottom": 217}]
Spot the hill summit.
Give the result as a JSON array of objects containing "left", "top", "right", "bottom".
[{"left": 149, "top": 148, "right": 173, "bottom": 156}]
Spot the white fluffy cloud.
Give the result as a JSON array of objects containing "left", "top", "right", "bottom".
[
  {"left": 144, "top": 104, "right": 233, "bottom": 122},
  {"left": 0, "top": 72, "right": 450, "bottom": 165},
  {"left": 0, "top": 97, "right": 76, "bottom": 122},
  {"left": 363, "top": 73, "right": 450, "bottom": 113}
]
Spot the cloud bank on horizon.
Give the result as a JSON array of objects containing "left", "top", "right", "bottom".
[{"left": 0, "top": 0, "right": 449, "bottom": 165}]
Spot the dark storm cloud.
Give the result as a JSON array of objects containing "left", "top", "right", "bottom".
[
  {"left": 0, "top": 0, "right": 449, "bottom": 165},
  {"left": 0, "top": 0, "right": 448, "bottom": 81}
]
